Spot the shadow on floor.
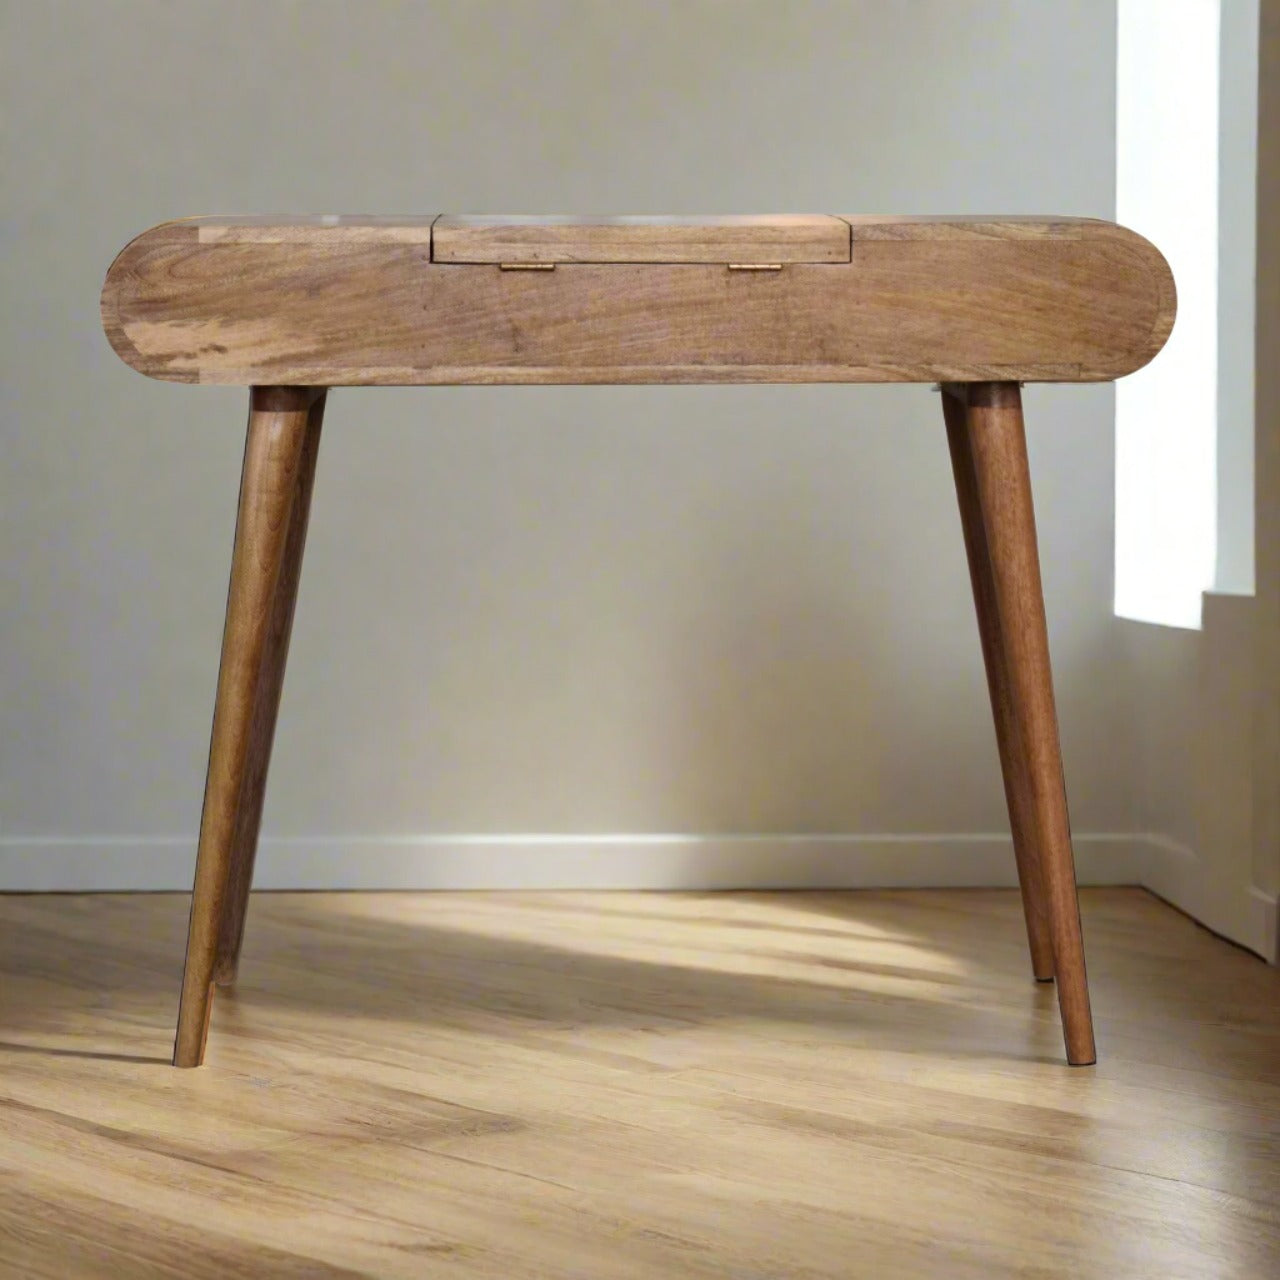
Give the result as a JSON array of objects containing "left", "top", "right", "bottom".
[{"left": 0, "top": 889, "right": 1069, "bottom": 1068}]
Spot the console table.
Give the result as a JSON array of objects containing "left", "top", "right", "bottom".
[{"left": 100, "top": 214, "right": 1175, "bottom": 1068}]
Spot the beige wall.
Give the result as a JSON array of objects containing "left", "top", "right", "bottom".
[{"left": 2, "top": 1, "right": 1137, "bottom": 888}]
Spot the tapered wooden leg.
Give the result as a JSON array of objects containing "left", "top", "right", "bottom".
[
  {"left": 944, "top": 381, "right": 1096, "bottom": 1065},
  {"left": 941, "top": 386, "right": 1055, "bottom": 982},
  {"left": 213, "top": 389, "right": 326, "bottom": 988},
  {"left": 174, "top": 386, "right": 324, "bottom": 1068}
]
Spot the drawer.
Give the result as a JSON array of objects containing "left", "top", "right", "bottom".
[{"left": 431, "top": 214, "right": 852, "bottom": 265}]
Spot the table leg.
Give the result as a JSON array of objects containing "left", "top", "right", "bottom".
[
  {"left": 941, "top": 385, "right": 1055, "bottom": 982},
  {"left": 942, "top": 381, "right": 1096, "bottom": 1066},
  {"left": 213, "top": 390, "right": 326, "bottom": 988},
  {"left": 174, "top": 386, "right": 324, "bottom": 1067}
]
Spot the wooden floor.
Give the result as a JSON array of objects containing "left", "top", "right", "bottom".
[{"left": 1, "top": 888, "right": 1277, "bottom": 1278}]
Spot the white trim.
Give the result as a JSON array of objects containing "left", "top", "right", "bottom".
[
  {"left": 0, "top": 832, "right": 1145, "bottom": 893},
  {"left": 1215, "top": 0, "right": 1259, "bottom": 594}
]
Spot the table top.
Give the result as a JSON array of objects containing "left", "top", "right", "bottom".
[{"left": 102, "top": 215, "right": 1175, "bottom": 387}]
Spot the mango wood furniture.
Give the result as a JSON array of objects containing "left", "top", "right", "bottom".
[{"left": 100, "top": 214, "right": 1175, "bottom": 1069}]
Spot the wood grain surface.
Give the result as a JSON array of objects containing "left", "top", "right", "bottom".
[
  {"left": 100, "top": 215, "right": 1175, "bottom": 385},
  {"left": 1, "top": 888, "right": 1277, "bottom": 1278}
]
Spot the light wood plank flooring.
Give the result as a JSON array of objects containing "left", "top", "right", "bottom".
[{"left": 1, "top": 887, "right": 1277, "bottom": 1278}]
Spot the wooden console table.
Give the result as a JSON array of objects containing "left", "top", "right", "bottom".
[{"left": 101, "top": 214, "right": 1175, "bottom": 1068}]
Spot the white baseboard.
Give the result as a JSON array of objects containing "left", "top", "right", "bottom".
[
  {"left": 0, "top": 832, "right": 1146, "bottom": 892},
  {"left": 1247, "top": 887, "right": 1280, "bottom": 963},
  {"left": 1246, "top": 886, "right": 1280, "bottom": 963},
  {"left": 1132, "top": 832, "right": 1203, "bottom": 908},
  {"left": 1134, "top": 832, "right": 1278, "bottom": 962},
  {"left": 6, "top": 830, "right": 1272, "bottom": 959}
]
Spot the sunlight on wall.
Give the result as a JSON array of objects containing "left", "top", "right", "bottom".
[{"left": 1115, "top": 0, "right": 1220, "bottom": 628}]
